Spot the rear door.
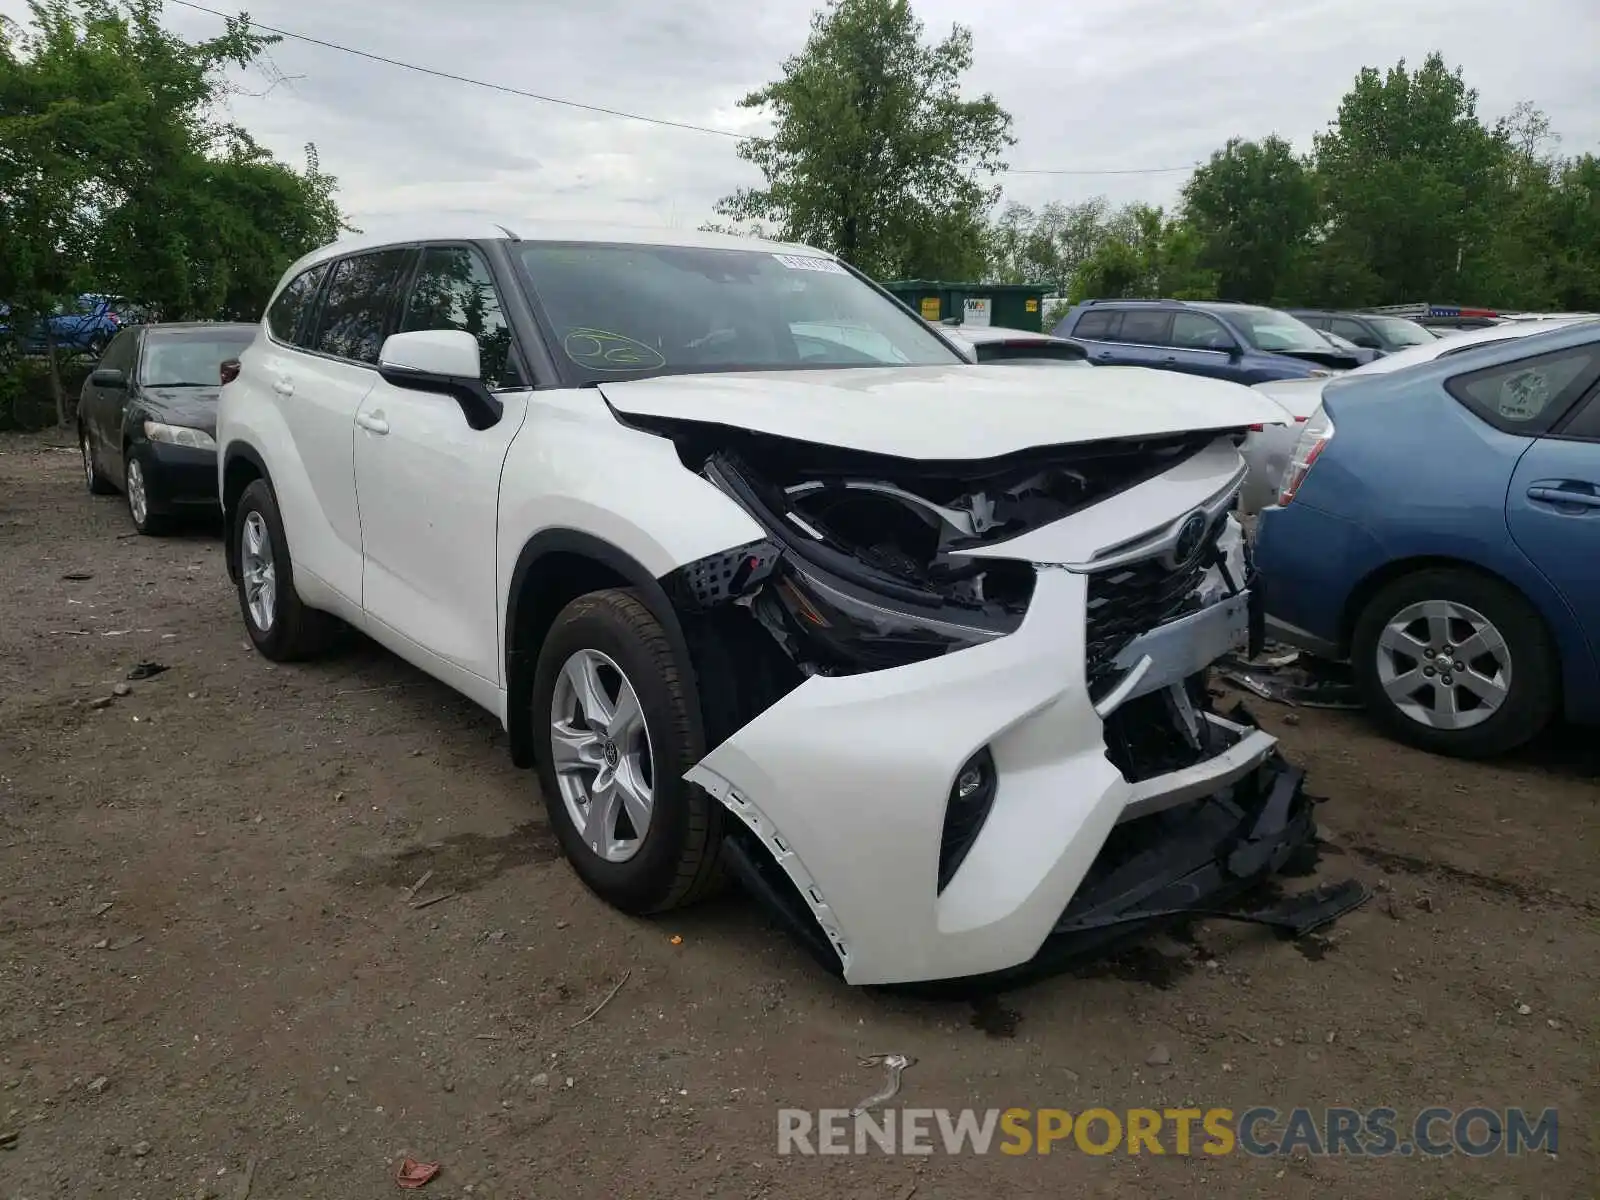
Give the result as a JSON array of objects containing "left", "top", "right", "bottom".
[
  {"left": 1107, "top": 308, "right": 1172, "bottom": 369},
  {"left": 1479, "top": 346, "right": 1600, "bottom": 665},
  {"left": 1066, "top": 307, "right": 1122, "bottom": 363}
]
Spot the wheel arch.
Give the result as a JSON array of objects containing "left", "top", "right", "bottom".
[
  {"left": 503, "top": 529, "right": 705, "bottom": 770},
  {"left": 1339, "top": 554, "right": 1566, "bottom": 711},
  {"left": 221, "top": 442, "right": 271, "bottom": 584}
]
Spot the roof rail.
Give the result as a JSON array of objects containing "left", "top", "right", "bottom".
[{"left": 1082, "top": 297, "right": 1184, "bottom": 307}]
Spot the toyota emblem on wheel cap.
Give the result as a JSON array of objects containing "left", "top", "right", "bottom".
[{"left": 1171, "top": 511, "right": 1209, "bottom": 566}]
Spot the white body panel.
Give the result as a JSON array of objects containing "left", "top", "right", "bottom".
[
  {"left": 688, "top": 446, "right": 1260, "bottom": 985},
  {"left": 599, "top": 364, "right": 1288, "bottom": 460}
]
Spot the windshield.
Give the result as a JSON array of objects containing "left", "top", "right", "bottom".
[
  {"left": 516, "top": 242, "right": 963, "bottom": 382},
  {"left": 140, "top": 328, "right": 256, "bottom": 386},
  {"left": 1367, "top": 315, "right": 1437, "bottom": 347},
  {"left": 1222, "top": 307, "right": 1335, "bottom": 354}
]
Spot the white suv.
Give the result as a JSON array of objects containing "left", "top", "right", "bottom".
[{"left": 217, "top": 221, "right": 1338, "bottom": 986}]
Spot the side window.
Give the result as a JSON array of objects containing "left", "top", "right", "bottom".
[
  {"left": 311, "top": 249, "right": 413, "bottom": 365},
  {"left": 1170, "top": 312, "right": 1232, "bottom": 351},
  {"left": 1330, "top": 317, "right": 1376, "bottom": 347},
  {"left": 1118, "top": 309, "right": 1171, "bottom": 346},
  {"left": 1556, "top": 392, "right": 1600, "bottom": 440},
  {"left": 401, "top": 245, "right": 519, "bottom": 389},
  {"left": 99, "top": 329, "right": 138, "bottom": 373},
  {"left": 1446, "top": 345, "right": 1600, "bottom": 435},
  {"left": 1073, "top": 309, "right": 1116, "bottom": 339},
  {"left": 266, "top": 263, "right": 328, "bottom": 346}
]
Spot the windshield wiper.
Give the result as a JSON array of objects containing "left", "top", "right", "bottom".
[{"left": 146, "top": 381, "right": 215, "bottom": 388}]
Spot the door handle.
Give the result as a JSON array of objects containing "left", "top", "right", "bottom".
[
  {"left": 1527, "top": 484, "right": 1600, "bottom": 510},
  {"left": 356, "top": 412, "right": 389, "bottom": 435}
]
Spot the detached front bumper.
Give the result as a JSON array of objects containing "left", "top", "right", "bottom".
[{"left": 690, "top": 563, "right": 1320, "bottom": 986}]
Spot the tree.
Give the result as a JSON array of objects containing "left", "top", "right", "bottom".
[
  {"left": 1070, "top": 204, "right": 1216, "bottom": 302},
  {"left": 1, "top": 0, "right": 348, "bottom": 425},
  {"left": 715, "top": 0, "right": 1014, "bottom": 279},
  {"left": 1181, "top": 135, "right": 1318, "bottom": 303},
  {"left": 985, "top": 198, "right": 1114, "bottom": 293},
  {"left": 1304, "top": 53, "right": 1508, "bottom": 305}
]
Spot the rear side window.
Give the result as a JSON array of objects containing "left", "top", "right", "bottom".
[
  {"left": 312, "top": 249, "right": 413, "bottom": 364},
  {"left": 1072, "top": 309, "right": 1116, "bottom": 339},
  {"left": 401, "top": 245, "right": 520, "bottom": 389},
  {"left": 1119, "top": 309, "right": 1171, "bottom": 345},
  {"left": 267, "top": 264, "right": 328, "bottom": 346},
  {"left": 1445, "top": 345, "right": 1600, "bottom": 434}
]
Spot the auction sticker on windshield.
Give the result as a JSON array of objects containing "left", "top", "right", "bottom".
[{"left": 773, "top": 253, "right": 847, "bottom": 274}]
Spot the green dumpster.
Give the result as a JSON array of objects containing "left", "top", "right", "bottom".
[{"left": 881, "top": 280, "right": 1050, "bottom": 333}]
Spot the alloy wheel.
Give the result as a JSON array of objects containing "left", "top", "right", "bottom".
[
  {"left": 82, "top": 433, "right": 94, "bottom": 488},
  {"left": 126, "top": 458, "right": 149, "bottom": 527},
  {"left": 240, "top": 510, "right": 277, "bottom": 632},
  {"left": 549, "top": 648, "right": 655, "bottom": 863},
  {"left": 1375, "top": 599, "right": 1512, "bottom": 730}
]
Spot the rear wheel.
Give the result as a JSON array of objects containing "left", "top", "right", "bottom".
[
  {"left": 232, "top": 479, "right": 341, "bottom": 661},
  {"left": 82, "top": 429, "right": 114, "bottom": 495},
  {"left": 531, "top": 588, "right": 725, "bottom": 914},
  {"left": 1351, "top": 568, "right": 1558, "bottom": 758}
]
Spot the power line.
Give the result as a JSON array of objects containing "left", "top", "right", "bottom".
[{"left": 168, "top": 0, "right": 1198, "bottom": 177}]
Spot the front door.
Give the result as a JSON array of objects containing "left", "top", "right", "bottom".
[{"left": 353, "top": 243, "right": 528, "bottom": 688}]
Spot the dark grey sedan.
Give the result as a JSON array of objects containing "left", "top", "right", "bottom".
[{"left": 78, "top": 322, "right": 257, "bottom": 534}]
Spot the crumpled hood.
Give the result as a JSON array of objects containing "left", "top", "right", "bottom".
[
  {"left": 139, "top": 387, "right": 220, "bottom": 435},
  {"left": 600, "top": 364, "right": 1289, "bottom": 459}
]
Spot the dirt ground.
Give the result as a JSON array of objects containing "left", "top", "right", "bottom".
[{"left": 0, "top": 432, "right": 1594, "bottom": 1200}]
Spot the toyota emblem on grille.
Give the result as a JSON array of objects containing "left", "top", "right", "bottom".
[{"left": 1171, "top": 511, "right": 1209, "bottom": 566}]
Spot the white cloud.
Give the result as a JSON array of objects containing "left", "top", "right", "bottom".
[{"left": 4, "top": 0, "right": 1597, "bottom": 228}]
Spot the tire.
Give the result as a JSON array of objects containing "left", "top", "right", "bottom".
[
  {"left": 232, "top": 478, "right": 341, "bottom": 661},
  {"left": 123, "top": 449, "right": 168, "bottom": 536},
  {"left": 82, "top": 428, "right": 115, "bottom": 495},
  {"left": 531, "top": 588, "right": 725, "bottom": 914},
  {"left": 1351, "top": 568, "right": 1558, "bottom": 758}
]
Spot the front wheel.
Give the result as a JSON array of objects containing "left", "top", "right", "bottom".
[
  {"left": 531, "top": 588, "right": 725, "bottom": 914},
  {"left": 1351, "top": 568, "right": 1559, "bottom": 758},
  {"left": 124, "top": 450, "right": 168, "bottom": 536},
  {"left": 232, "top": 478, "right": 341, "bottom": 661}
]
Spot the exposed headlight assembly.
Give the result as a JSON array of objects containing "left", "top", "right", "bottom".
[{"left": 144, "top": 421, "right": 216, "bottom": 450}]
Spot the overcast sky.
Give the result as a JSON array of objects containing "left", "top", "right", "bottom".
[{"left": 8, "top": 0, "right": 1599, "bottom": 229}]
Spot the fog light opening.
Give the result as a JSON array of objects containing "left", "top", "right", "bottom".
[{"left": 938, "top": 747, "right": 998, "bottom": 894}]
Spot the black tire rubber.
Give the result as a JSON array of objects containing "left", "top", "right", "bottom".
[
  {"left": 531, "top": 588, "right": 726, "bottom": 915},
  {"left": 233, "top": 478, "right": 342, "bottom": 662},
  {"left": 123, "top": 449, "right": 168, "bottom": 536},
  {"left": 82, "top": 429, "right": 115, "bottom": 495},
  {"left": 1351, "top": 568, "right": 1559, "bottom": 759}
]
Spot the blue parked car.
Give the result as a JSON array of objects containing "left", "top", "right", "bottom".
[
  {"left": 0, "top": 294, "right": 147, "bottom": 355},
  {"left": 1255, "top": 320, "right": 1600, "bottom": 758},
  {"left": 1051, "top": 299, "right": 1360, "bottom": 384}
]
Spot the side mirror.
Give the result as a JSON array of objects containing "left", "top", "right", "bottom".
[
  {"left": 1223, "top": 342, "right": 1244, "bottom": 360},
  {"left": 1352, "top": 335, "right": 1381, "bottom": 349},
  {"left": 91, "top": 368, "right": 126, "bottom": 389},
  {"left": 377, "top": 329, "right": 501, "bottom": 430}
]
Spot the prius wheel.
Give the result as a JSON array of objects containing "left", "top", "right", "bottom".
[
  {"left": 123, "top": 451, "right": 168, "bottom": 536},
  {"left": 82, "top": 429, "right": 115, "bottom": 495},
  {"left": 1352, "top": 569, "right": 1558, "bottom": 759},
  {"left": 233, "top": 479, "right": 341, "bottom": 662},
  {"left": 532, "top": 588, "right": 725, "bottom": 914}
]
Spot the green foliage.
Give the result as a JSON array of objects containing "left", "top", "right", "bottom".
[
  {"left": 716, "top": 0, "right": 1014, "bottom": 280},
  {"left": 0, "top": 0, "right": 347, "bottom": 426},
  {"left": 985, "top": 53, "right": 1600, "bottom": 315}
]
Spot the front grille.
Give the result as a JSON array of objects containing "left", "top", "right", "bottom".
[{"left": 1084, "top": 516, "right": 1226, "bottom": 696}]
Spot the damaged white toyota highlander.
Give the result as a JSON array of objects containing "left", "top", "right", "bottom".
[{"left": 218, "top": 223, "right": 1365, "bottom": 986}]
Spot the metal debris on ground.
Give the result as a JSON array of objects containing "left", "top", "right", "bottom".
[
  {"left": 402, "top": 869, "right": 434, "bottom": 901},
  {"left": 410, "top": 890, "right": 455, "bottom": 911},
  {"left": 394, "top": 1157, "right": 441, "bottom": 1189},
  {"left": 851, "top": 1053, "right": 914, "bottom": 1116},
  {"left": 126, "top": 662, "right": 169, "bottom": 681},
  {"left": 1217, "top": 645, "right": 1362, "bottom": 710}
]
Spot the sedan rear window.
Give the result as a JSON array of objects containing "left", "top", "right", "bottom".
[
  {"left": 140, "top": 328, "right": 257, "bottom": 387},
  {"left": 516, "top": 242, "right": 962, "bottom": 383}
]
